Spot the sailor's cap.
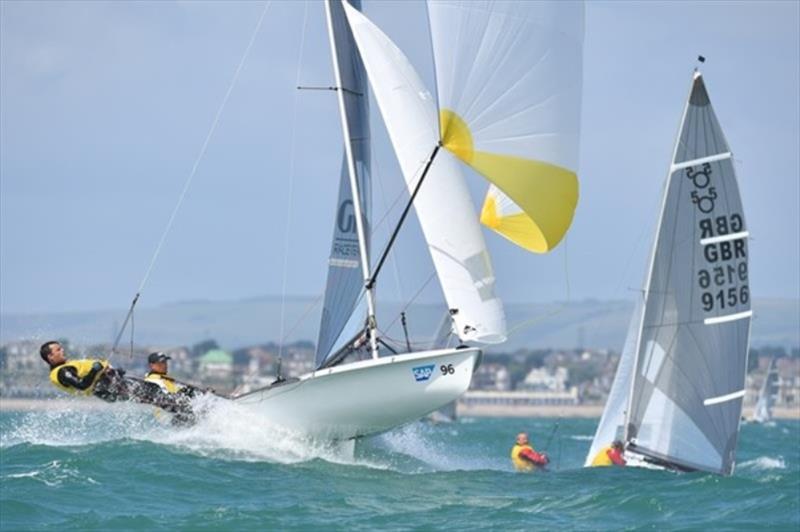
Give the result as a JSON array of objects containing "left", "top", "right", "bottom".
[{"left": 147, "top": 352, "right": 171, "bottom": 364}]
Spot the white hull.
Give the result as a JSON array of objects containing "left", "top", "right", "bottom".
[
  {"left": 233, "top": 347, "right": 480, "bottom": 440},
  {"left": 623, "top": 451, "right": 669, "bottom": 472}
]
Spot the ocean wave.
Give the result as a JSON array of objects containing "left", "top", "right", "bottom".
[
  {"left": 2, "top": 459, "right": 96, "bottom": 487},
  {"left": 569, "top": 435, "right": 594, "bottom": 441},
  {"left": 739, "top": 456, "right": 786, "bottom": 471}
]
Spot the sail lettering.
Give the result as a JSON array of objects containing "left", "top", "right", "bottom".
[
  {"left": 337, "top": 199, "right": 357, "bottom": 234},
  {"left": 691, "top": 164, "right": 748, "bottom": 313},
  {"left": 703, "top": 241, "right": 747, "bottom": 263},
  {"left": 698, "top": 214, "right": 744, "bottom": 239}
]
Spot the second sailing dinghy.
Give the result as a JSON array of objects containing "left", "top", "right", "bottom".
[
  {"left": 234, "top": 0, "right": 583, "bottom": 441},
  {"left": 586, "top": 68, "right": 752, "bottom": 475},
  {"left": 752, "top": 357, "right": 778, "bottom": 424}
]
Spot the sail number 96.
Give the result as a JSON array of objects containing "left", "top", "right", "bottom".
[
  {"left": 701, "top": 285, "right": 749, "bottom": 311},
  {"left": 440, "top": 364, "right": 455, "bottom": 376}
]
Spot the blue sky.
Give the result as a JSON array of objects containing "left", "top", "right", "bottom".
[{"left": 1, "top": 0, "right": 798, "bottom": 315}]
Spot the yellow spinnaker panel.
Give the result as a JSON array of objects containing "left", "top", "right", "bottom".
[
  {"left": 441, "top": 109, "right": 578, "bottom": 253},
  {"left": 430, "top": 1, "right": 584, "bottom": 254}
]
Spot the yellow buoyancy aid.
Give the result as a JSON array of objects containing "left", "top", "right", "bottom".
[
  {"left": 591, "top": 445, "right": 614, "bottom": 467},
  {"left": 511, "top": 443, "right": 537, "bottom": 471},
  {"left": 49, "top": 359, "right": 109, "bottom": 396},
  {"left": 145, "top": 372, "right": 180, "bottom": 393}
]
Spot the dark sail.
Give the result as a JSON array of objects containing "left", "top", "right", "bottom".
[{"left": 316, "top": 0, "right": 371, "bottom": 367}]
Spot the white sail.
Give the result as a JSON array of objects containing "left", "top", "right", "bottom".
[
  {"left": 428, "top": 0, "right": 583, "bottom": 253},
  {"left": 753, "top": 357, "right": 778, "bottom": 423},
  {"left": 342, "top": 1, "right": 506, "bottom": 344},
  {"left": 585, "top": 298, "right": 643, "bottom": 466},
  {"left": 625, "top": 72, "right": 752, "bottom": 475}
]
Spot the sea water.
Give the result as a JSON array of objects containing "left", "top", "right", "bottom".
[{"left": 1, "top": 399, "right": 798, "bottom": 531}]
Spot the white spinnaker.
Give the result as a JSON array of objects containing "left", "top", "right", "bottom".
[
  {"left": 585, "top": 299, "right": 643, "bottom": 466},
  {"left": 342, "top": 2, "right": 506, "bottom": 344},
  {"left": 428, "top": 0, "right": 584, "bottom": 253}
]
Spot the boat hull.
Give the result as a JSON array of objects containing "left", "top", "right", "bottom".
[{"left": 233, "top": 347, "right": 479, "bottom": 440}]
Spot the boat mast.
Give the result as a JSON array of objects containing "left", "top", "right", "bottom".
[
  {"left": 324, "top": 0, "right": 380, "bottom": 359},
  {"left": 623, "top": 68, "right": 700, "bottom": 443}
]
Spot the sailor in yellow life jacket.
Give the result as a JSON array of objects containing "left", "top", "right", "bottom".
[
  {"left": 144, "top": 352, "right": 183, "bottom": 393},
  {"left": 591, "top": 440, "right": 627, "bottom": 467},
  {"left": 144, "top": 352, "right": 207, "bottom": 425},
  {"left": 40, "top": 340, "right": 127, "bottom": 401},
  {"left": 511, "top": 432, "right": 549, "bottom": 471}
]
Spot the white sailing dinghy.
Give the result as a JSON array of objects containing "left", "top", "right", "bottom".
[
  {"left": 585, "top": 68, "right": 752, "bottom": 475},
  {"left": 234, "top": 0, "right": 583, "bottom": 441},
  {"left": 752, "top": 357, "right": 778, "bottom": 424}
]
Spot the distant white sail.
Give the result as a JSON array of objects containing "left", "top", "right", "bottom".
[
  {"left": 342, "top": 1, "right": 506, "bottom": 344},
  {"left": 753, "top": 357, "right": 778, "bottom": 423},
  {"left": 428, "top": 0, "right": 583, "bottom": 253},
  {"left": 625, "top": 72, "right": 752, "bottom": 475},
  {"left": 316, "top": 0, "right": 372, "bottom": 367}
]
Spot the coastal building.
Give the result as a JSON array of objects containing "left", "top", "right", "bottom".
[
  {"left": 199, "top": 349, "right": 234, "bottom": 390},
  {"left": 471, "top": 363, "right": 511, "bottom": 391}
]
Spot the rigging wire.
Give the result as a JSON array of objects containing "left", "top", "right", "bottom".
[
  {"left": 277, "top": 0, "right": 310, "bottom": 360},
  {"left": 110, "top": 1, "right": 273, "bottom": 355}
]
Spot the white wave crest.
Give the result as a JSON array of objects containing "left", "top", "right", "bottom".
[{"left": 739, "top": 456, "right": 786, "bottom": 471}]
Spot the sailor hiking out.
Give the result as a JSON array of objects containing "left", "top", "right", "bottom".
[{"left": 40, "top": 341, "right": 197, "bottom": 422}]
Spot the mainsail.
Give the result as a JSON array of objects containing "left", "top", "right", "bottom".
[
  {"left": 753, "top": 357, "right": 778, "bottom": 423},
  {"left": 316, "top": 0, "right": 372, "bottom": 367},
  {"left": 427, "top": 0, "right": 583, "bottom": 253},
  {"left": 624, "top": 72, "right": 752, "bottom": 475},
  {"left": 342, "top": 1, "right": 506, "bottom": 344}
]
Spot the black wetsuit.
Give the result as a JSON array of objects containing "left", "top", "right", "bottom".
[{"left": 58, "top": 365, "right": 195, "bottom": 423}]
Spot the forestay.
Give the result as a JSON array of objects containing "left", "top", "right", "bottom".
[
  {"left": 316, "top": 0, "right": 372, "bottom": 367},
  {"left": 342, "top": 2, "right": 506, "bottom": 344},
  {"left": 427, "top": 0, "right": 583, "bottom": 253},
  {"left": 626, "top": 73, "right": 751, "bottom": 475}
]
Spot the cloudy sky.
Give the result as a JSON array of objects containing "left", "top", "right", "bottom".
[{"left": 1, "top": 0, "right": 798, "bottom": 316}]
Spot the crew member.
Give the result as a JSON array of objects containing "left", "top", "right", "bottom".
[
  {"left": 40, "top": 340, "right": 128, "bottom": 401},
  {"left": 591, "top": 440, "right": 627, "bottom": 467},
  {"left": 145, "top": 352, "right": 179, "bottom": 393},
  {"left": 510, "top": 432, "right": 549, "bottom": 471},
  {"left": 144, "top": 352, "right": 203, "bottom": 396}
]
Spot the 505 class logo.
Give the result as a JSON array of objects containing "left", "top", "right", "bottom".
[{"left": 412, "top": 364, "right": 435, "bottom": 382}]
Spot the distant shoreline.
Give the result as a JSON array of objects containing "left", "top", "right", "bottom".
[
  {"left": 456, "top": 403, "right": 800, "bottom": 419},
  {"left": 3, "top": 397, "right": 798, "bottom": 419}
]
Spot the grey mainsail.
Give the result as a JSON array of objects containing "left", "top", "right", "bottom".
[
  {"left": 625, "top": 72, "right": 752, "bottom": 475},
  {"left": 316, "top": 0, "right": 371, "bottom": 368}
]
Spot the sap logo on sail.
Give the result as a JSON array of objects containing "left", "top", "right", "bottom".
[{"left": 412, "top": 364, "right": 435, "bottom": 382}]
